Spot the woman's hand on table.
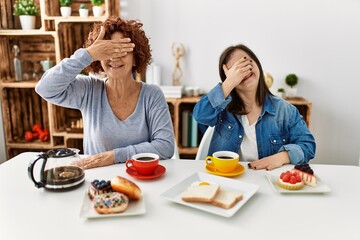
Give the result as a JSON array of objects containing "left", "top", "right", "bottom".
[
  {"left": 72, "top": 150, "right": 114, "bottom": 169},
  {"left": 248, "top": 151, "right": 290, "bottom": 171}
]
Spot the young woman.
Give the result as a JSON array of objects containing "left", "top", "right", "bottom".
[{"left": 193, "top": 44, "right": 315, "bottom": 170}]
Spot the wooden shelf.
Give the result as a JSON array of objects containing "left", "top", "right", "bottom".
[
  {"left": 0, "top": 0, "right": 119, "bottom": 159},
  {"left": 6, "top": 142, "right": 53, "bottom": 149},
  {"left": 0, "top": 80, "right": 38, "bottom": 88},
  {"left": 285, "top": 97, "right": 312, "bottom": 127},
  {"left": 0, "top": 30, "right": 56, "bottom": 36},
  {"left": 52, "top": 131, "right": 84, "bottom": 139},
  {"left": 43, "top": 16, "right": 107, "bottom": 23}
]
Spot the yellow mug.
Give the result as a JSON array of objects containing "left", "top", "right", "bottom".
[{"left": 206, "top": 151, "right": 239, "bottom": 173}]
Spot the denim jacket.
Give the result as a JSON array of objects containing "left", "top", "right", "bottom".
[{"left": 193, "top": 83, "right": 316, "bottom": 164}]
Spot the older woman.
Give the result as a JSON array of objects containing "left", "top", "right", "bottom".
[
  {"left": 193, "top": 44, "right": 315, "bottom": 170},
  {"left": 35, "top": 17, "right": 174, "bottom": 169}
]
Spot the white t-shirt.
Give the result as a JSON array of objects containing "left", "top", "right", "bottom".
[{"left": 239, "top": 115, "right": 259, "bottom": 162}]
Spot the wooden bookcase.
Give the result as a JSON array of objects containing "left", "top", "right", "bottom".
[
  {"left": 0, "top": 0, "right": 120, "bottom": 159},
  {"left": 166, "top": 96, "right": 202, "bottom": 159}
]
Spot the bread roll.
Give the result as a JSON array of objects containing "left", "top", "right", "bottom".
[{"left": 111, "top": 176, "right": 142, "bottom": 200}]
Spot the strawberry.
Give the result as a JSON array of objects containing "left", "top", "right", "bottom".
[
  {"left": 280, "top": 172, "right": 286, "bottom": 179},
  {"left": 282, "top": 175, "right": 290, "bottom": 182},
  {"left": 290, "top": 176, "right": 297, "bottom": 184},
  {"left": 296, "top": 175, "right": 302, "bottom": 182}
]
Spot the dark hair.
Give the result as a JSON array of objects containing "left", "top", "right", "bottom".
[
  {"left": 218, "top": 44, "right": 272, "bottom": 115},
  {"left": 84, "top": 16, "right": 152, "bottom": 76}
]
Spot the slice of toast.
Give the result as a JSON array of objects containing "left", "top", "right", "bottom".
[
  {"left": 181, "top": 185, "right": 220, "bottom": 203},
  {"left": 211, "top": 188, "right": 243, "bottom": 209}
]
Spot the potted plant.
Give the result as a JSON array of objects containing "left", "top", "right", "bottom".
[
  {"left": 276, "top": 88, "right": 285, "bottom": 98},
  {"left": 285, "top": 73, "right": 298, "bottom": 98},
  {"left": 91, "top": 0, "right": 104, "bottom": 17},
  {"left": 59, "top": 0, "right": 72, "bottom": 18},
  {"left": 13, "top": 0, "right": 40, "bottom": 30},
  {"left": 79, "top": 4, "right": 89, "bottom": 17}
]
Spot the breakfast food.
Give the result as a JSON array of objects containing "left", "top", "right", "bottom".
[
  {"left": 191, "top": 181, "right": 219, "bottom": 187},
  {"left": 291, "top": 164, "right": 317, "bottom": 187},
  {"left": 181, "top": 181, "right": 220, "bottom": 203},
  {"left": 277, "top": 171, "right": 304, "bottom": 190},
  {"left": 93, "top": 192, "right": 129, "bottom": 214},
  {"left": 88, "top": 179, "right": 113, "bottom": 200},
  {"left": 181, "top": 181, "right": 243, "bottom": 209},
  {"left": 211, "top": 189, "right": 243, "bottom": 209},
  {"left": 111, "top": 176, "right": 142, "bottom": 200}
]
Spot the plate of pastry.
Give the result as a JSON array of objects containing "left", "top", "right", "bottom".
[
  {"left": 265, "top": 164, "right": 331, "bottom": 194},
  {"left": 160, "top": 172, "right": 259, "bottom": 218},
  {"left": 80, "top": 176, "right": 146, "bottom": 218}
]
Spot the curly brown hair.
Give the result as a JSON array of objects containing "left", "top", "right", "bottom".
[{"left": 84, "top": 16, "right": 152, "bottom": 76}]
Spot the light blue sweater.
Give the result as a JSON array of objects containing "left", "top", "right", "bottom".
[{"left": 35, "top": 48, "right": 175, "bottom": 163}]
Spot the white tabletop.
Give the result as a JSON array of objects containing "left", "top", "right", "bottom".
[{"left": 1, "top": 152, "right": 359, "bottom": 240}]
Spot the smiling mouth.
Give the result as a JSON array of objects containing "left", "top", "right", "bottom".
[
  {"left": 243, "top": 73, "right": 253, "bottom": 81},
  {"left": 109, "top": 63, "right": 124, "bottom": 68}
]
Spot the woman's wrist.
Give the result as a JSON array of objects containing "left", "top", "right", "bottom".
[{"left": 221, "top": 79, "right": 236, "bottom": 98}]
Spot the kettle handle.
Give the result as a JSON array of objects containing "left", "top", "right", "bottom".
[{"left": 28, "top": 153, "right": 48, "bottom": 188}]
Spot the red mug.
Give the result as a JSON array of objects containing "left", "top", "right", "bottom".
[{"left": 125, "top": 153, "right": 159, "bottom": 175}]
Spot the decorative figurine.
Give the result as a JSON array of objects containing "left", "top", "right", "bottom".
[
  {"left": 13, "top": 45, "right": 22, "bottom": 81},
  {"left": 172, "top": 42, "right": 185, "bottom": 86}
]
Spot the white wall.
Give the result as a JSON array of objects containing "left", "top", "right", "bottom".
[{"left": 126, "top": 0, "right": 360, "bottom": 165}]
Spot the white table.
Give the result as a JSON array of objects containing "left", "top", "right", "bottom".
[{"left": 1, "top": 152, "right": 359, "bottom": 240}]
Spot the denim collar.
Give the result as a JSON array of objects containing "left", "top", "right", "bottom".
[{"left": 259, "top": 95, "right": 276, "bottom": 120}]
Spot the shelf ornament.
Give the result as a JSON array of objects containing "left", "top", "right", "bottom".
[
  {"left": 172, "top": 42, "right": 185, "bottom": 86},
  {"left": 13, "top": 0, "right": 40, "bottom": 30},
  {"left": 59, "top": 0, "right": 73, "bottom": 18},
  {"left": 91, "top": 0, "right": 105, "bottom": 17}
]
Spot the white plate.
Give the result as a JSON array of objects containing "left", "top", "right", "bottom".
[
  {"left": 160, "top": 172, "right": 259, "bottom": 218},
  {"left": 265, "top": 169, "right": 331, "bottom": 194},
  {"left": 79, "top": 191, "right": 146, "bottom": 219}
]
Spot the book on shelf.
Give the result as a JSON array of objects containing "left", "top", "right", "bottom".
[
  {"left": 160, "top": 85, "right": 183, "bottom": 98},
  {"left": 181, "top": 110, "right": 199, "bottom": 148},
  {"left": 182, "top": 110, "right": 189, "bottom": 147},
  {"left": 189, "top": 113, "right": 198, "bottom": 147}
]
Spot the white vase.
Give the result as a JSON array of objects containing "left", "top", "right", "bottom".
[
  {"left": 286, "top": 88, "right": 298, "bottom": 98},
  {"left": 92, "top": 6, "right": 104, "bottom": 17},
  {"left": 60, "top": 6, "right": 72, "bottom": 18},
  {"left": 19, "top": 15, "right": 36, "bottom": 30},
  {"left": 79, "top": 9, "right": 89, "bottom": 17}
]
